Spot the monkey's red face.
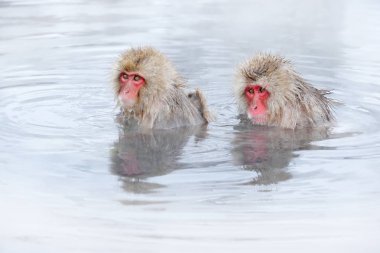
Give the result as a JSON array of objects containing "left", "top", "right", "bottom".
[
  {"left": 118, "top": 71, "right": 145, "bottom": 108},
  {"left": 244, "top": 84, "right": 270, "bottom": 124}
]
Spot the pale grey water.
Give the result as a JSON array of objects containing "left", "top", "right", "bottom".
[{"left": 1, "top": 0, "right": 380, "bottom": 252}]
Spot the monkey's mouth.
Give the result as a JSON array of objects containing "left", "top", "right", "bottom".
[
  {"left": 118, "top": 95, "right": 136, "bottom": 109},
  {"left": 249, "top": 114, "right": 268, "bottom": 125},
  {"left": 251, "top": 115, "right": 268, "bottom": 125},
  {"left": 247, "top": 103, "right": 268, "bottom": 124}
]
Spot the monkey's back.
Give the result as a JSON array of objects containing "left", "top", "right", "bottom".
[{"left": 152, "top": 88, "right": 213, "bottom": 129}]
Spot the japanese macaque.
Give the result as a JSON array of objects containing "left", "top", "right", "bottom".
[
  {"left": 113, "top": 47, "right": 213, "bottom": 129},
  {"left": 234, "top": 53, "right": 334, "bottom": 129}
]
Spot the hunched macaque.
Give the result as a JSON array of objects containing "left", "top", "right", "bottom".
[
  {"left": 113, "top": 47, "right": 213, "bottom": 129},
  {"left": 234, "top": 53, "right": 334, "bottom": 129}
]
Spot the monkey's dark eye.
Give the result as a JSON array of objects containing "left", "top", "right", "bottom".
[
  {"left": 248, "top": 88, "right": 254, "bottom": 94},
  {"left": 133, "top": 75, "right": 141, "bottom": 81},
  {"left": 121, "top": 73, "right": 128, "bottom": 80},
  {"left": 259, "top": 87, "right": 265, "bottom": 93}
]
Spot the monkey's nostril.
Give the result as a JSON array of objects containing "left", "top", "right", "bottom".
[{"left": 254, "top": 106, "right": 258, "bottom": 110}]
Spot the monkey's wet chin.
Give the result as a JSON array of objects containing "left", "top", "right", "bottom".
[
  {"left": 247, "top": 113, "right": 268, "bottom": 125},
  {"left": 118, "top": 96, "right": 136, "bottom": 109}
]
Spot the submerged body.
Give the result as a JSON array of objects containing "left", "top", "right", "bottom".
[
  {"left": 113, "top": 47, "right": 213, "bottom": 129},
  {"left": 234, "top": 53, "right": 334, "bottom": 129}
]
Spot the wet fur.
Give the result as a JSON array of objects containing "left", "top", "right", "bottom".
[
  {"left": 234, "top": 53, "right": 334, "bottom": 129},
  {"left": 113, "top": 47, "right": 213, "bottom": 129}
]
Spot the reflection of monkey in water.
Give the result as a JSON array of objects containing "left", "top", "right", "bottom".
[
  {"left": 232, "top": 122, "right": 329, "bottom": 185},
  {"left": 110, "top": 125, "right": 207, "bottom": 193}
]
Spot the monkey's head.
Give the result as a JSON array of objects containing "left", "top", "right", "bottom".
[
  {"left": 234, "top": 53, "right": 302, "bottom": 127},
  {"left": 114, "top": 47, "right": 182, "bottom": 111}
]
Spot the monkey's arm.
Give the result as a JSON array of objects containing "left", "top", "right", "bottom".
[{"left": 188, "top": 89, "right": 215, "bottom": 123}]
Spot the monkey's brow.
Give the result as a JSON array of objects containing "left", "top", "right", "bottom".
[
  {"left": 243, "top": 69, "right": 259, "bottom": 80},
  {"left": 135, "top": 57, "right": 142, "bottom": 65}
]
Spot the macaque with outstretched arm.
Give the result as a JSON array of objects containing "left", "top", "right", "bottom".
[
  {"left": 234, "top": 53, "right": 334, "bottom": 129},
  {"left": 113, "top": 47, "right": 213, "bottom": 129}
]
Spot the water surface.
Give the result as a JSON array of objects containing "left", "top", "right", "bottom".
[{"left": 1, "top": 0, "right": 380, "bottom": 252}]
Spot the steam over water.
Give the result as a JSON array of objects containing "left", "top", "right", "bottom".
[{"left": 1, "top": 0, "right": 380, "bottom": 252}]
